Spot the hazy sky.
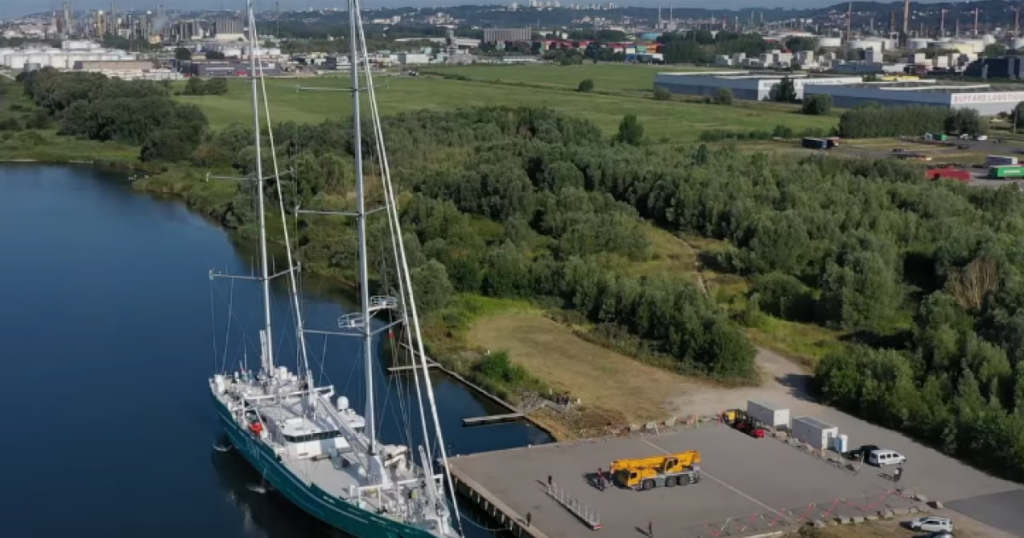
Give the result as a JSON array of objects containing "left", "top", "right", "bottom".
[{"left": 0, "top": 0, "right": 953, "bottom": 21}]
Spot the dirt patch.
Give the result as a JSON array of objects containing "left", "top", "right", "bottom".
[{"left": 467, "top": 313, "right": 686, "bottom": 425}]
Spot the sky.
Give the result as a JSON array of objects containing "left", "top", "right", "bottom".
[{"left": 0, "top": 0, "right": 954, "bottom": 22}]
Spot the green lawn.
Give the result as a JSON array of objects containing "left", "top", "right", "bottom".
[
  {"left": 422, "top": 63, "right": 724, "bottom": 92},
  {"left": 176, "top": 74, "right": 836, "bottom": 142}
]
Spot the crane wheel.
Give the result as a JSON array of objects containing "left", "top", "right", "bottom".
[
  {"left": 665, "top": 476, "right": 676, "bottom": 487},
  {"left": 677, "top": 475, "right": 691, "bottom": 486},
  {"left": 642, "top": 479, "right": 655, "bottom": 491}
]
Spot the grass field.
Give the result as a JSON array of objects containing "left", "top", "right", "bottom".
[
  {"left": 467, "top": 312, "right": 686, "bottom": 426},
  {"left": 175, "top": 68, "right": 836, "bottom": 141},
  {"left": 422, "top": 62, "right": 715, "bottom": 93}
]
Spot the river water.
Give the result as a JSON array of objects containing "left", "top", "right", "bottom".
[{"left": 0, "top": 165, "right": 550, "bottom": 538}]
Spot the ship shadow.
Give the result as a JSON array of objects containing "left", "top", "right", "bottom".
[{"left": 210, "top": 445, "right": 353, "bottom": 538}]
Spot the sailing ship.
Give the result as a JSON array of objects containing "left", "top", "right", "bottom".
[{"left": 206, "top": 0, "right": 463, "bottom": 536}]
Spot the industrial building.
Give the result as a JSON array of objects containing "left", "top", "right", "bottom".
[
  {"left": 964, "top": 56, "right": 1024, "bottom": 80},
  {"left": 482, "top": 27, "right": 532, "bottom": 44},
  {"left": 186, "top": 60, "right": 281, "bottom": 77},
  {"left": 0, "top": 40, "right": 137, "bottom": 71},
  {"left": 803, "top": 81, "right": 1024, "bottom": 115},
  {"left": 654, "top": 71, "right": 863, "bottom": 101}
]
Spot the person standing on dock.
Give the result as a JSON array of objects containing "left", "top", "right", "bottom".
[
  {"left": 526, "top": 512, "right": 532, "bottom": 527},
  {"left": 597, "top": 468, "right": 605, "bottom": 491},
  {"left": 547, "top": 475, "right": 552, "bottom": 487},
  {"left": 648, "top": 521, "right": 653, "bottom": 538}
]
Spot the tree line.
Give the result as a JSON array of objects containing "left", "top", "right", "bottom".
[
  {"left": 838, "top": 104, "right": 986, "bottom": 138},
  {"left": 18, "top": 68, "right": 207, "bottom": 162}
]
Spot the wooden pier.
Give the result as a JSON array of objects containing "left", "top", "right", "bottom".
[
  {"left": 386, "top": 362, "right": 440, "bottom": 373},
  {"left": 462, "top": 412, "right": 526, "bottom": 426}
]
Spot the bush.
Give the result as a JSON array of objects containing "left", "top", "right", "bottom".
[
  {"left": 475, "top": 351, "right": 528, "bottom": 384},
  {"left": 577, "top": 79, "right": 595, "bottom": 92},
  {"left": 802, "top": 94, "right": 833, "bottom": 115},
  {"left": 652, "top": 86, "right": 671, "bottom": 101},
  {"left": 0, "top": 118, "right": 23, "bottom": 131},
  {"left": 712, "top": 87, "right": 733, "bottom": 105}
]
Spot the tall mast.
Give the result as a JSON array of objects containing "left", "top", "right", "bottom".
[
  {"left": 247, "top": 0, "right": 274, "bottom": 377},
  {"left": 349, "top": 0, "right": 376, "bottom": 457}
]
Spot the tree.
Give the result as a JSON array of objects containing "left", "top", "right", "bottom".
[
  {"left": 774, "top": 76, "right": 797, "bottom": 102},
  {"left": 712, "top": 87, "right": 733, "bottom": 105},
  {"left": 411, "top": 260, "right": 455, "bottom": 313},
  {"left": 205, "top": 78, "right": 229, "bottom": 95},
  {"left": 577, "top": 78, "right": 594, "bottom": 92},
  {"left": 652, "top": 86, "right": 671, "bottom": 101},
  {"left": 945, "top": 108, "right": 986, "bottom": 136},
  {"left": 802, "top": 94, "right": 832, "bottom": 115},
  {"left": 984, "top": 43, "right": 1007, "bottom": 57},
  {"left": 1014, "top": 101, "right": 1024, "bottom": 130},
  {"left": 206, "top": 50, "right": 226, "bottom": 60},
  {"left": 183, "top": 76, "right": 206, "bottom": 95},
  {"left": 614, "top": 114, "right": 644, "bottom": 145},
  {"left": 174, "top": 47, "right": 192, "bottom": 61}
]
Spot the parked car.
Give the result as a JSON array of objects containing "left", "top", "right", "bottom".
[
  {"left": 975, "top": 135, "right": 989, "bottom": 141},
  {"left": 844, "top": 444, "right": 880, "bottom": 460},
  {"left": 868, "top": 449, "right": 907, "bottom": 466},
  {"left": 909, "top": 517, "right": 953, "bottom": 533}
]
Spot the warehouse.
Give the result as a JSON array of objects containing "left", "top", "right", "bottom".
[
  {"left": 803, "top": 81, "right": 1024, "bottom": 115},
  {"left": 654, "top": 71, "right": 863, "bottom": 101}
]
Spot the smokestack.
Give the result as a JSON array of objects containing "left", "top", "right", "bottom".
[
  {"left": 1016, "top": 8, "right": 1020, "bottom": 37},
  {"left": 974, "top": 8, "right": 980, "bottom": 36},
  {"left": 940, "top": 9, "right": 945, "bottom": 37},
  {"left": 847, "top": 2, "right": 852, "bottom": 41},
  {"left": 902, "top": 0, "right": 910, "bottom": 37},
  {"left": 889, "top": 10, "right": 896, "bottom": 34}
]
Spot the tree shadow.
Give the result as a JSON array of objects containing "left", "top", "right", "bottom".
[
  {"left": 839, "top": 329, "right": 913, "bottom": 350},
  {"left": 696, "top": 250, "right": 731, "bottom": 274},
  {"left": 775, "top": 372, "right": 814, "bottom": 401}
]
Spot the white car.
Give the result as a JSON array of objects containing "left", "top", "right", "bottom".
[
  {"left": 975, "top": 135, "right": 989, "bottom": 141},
  {"left": 910, "top": 517, "right": 953, "bottom": 533}
]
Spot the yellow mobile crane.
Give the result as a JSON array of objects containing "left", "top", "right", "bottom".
[{"left": 609, "top": 450, "right": 702, "bottom": 491}]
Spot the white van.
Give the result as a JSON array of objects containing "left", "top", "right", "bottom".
[{"left": 868, "top": 449, "right": 906, "bottom": 466}]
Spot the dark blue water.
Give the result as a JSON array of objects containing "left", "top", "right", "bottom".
[{"left": 0, "top": 165, "right": 549, "bottom": 538}]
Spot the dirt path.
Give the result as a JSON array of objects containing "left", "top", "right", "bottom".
[{"left": 667, "top": 346, "right": 815, "bottom": 418}]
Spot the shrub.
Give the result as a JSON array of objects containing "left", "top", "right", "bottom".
[
  {"left": 712, "top": 87, "right": 733, "bottom": 105},
  {"left": 802, "top": 94, "right": 833, "bottom": 115},
  {"left": 577, "top": 79, "right": 595, "bottom": 93},
  {"left": 653, "top": 86, "right": 671, "bottom": 101}
]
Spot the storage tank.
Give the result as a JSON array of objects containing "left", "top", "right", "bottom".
[
  {"left": 908, "top": 38, "right": 931, "bottom": 50},
  {"left": 847, "top": 39, "right": 882, "bottom": 50},
  {"left": 27, "top": 53, "right": 50, "bottom": 67},
  {"left": 8, "top": 54, "right": 27, "bottom": 69},
  {"left": 817, "top": 36, "right": 842, "bottom": 48},
  {"left": 1012, "top": 38, "right": 1024, "bottom": 50},
  {"left": 983, "top": 34, "right": 997, "bottom": 45}
]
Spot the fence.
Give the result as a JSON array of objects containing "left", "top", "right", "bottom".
[{"left": 546, "top": 482, "right": 602, "bottom": 531}]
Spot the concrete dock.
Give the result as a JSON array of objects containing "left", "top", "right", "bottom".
[{"left": 449, "top": 424, "right": 923, "bottom": 538}]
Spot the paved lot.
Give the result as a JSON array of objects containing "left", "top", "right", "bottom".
[{"left": 450, "top": 425, "right": 922, "bottom": 538}]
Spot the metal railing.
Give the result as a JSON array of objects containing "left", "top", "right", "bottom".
[{"left": 546, "top": 482, "right": 601, "bottom": 530}]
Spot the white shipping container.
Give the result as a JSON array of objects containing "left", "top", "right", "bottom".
[
  {"left": 791, "top": 416, "right": 839, "bottom": 450},
  {"left": 746, "top": 400, "right": 790, "bottom": 429}
]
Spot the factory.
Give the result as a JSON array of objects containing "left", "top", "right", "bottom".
[
  {"left": 804, "top": 81, "right": 1024, "bottom": 115},
  {"left": 0, "top": 40, "right": 137, "bottom": 71},
  {"left": 654, "top": 71, "right": 863, "bottom": 101}
]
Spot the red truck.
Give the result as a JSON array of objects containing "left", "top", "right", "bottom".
[{"left": 925, "top": 167, "right": 971, "bottom": 182}]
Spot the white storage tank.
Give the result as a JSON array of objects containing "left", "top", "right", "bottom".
[
  {"left": 8, "top": 53, "right": 27, "bottom": 69},
  {"left": 908, "top": 38, "right": 931, "bottom": 51},
  {"left": 817, "top": 36, "right": 842, "bottom": 48},
  {"left": 791, "top": 416, "right": 839, "bottom": 450},
  {"left": 833, "top": 434, "right": 849, "bottom": 453},
  {"left": 1013, "top": 38, "right": 1024, "bottom": 50},
  {"left": 983, "top": 34, "right": 997, "bottom": 45},
  {"left": 746, "top": 400, "right": 790, "bottom": 429}
]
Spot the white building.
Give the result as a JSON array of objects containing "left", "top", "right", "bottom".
[
  {"left": 803, "top": 80, "right": 1024, "bottom": 115},
  {"left": 654, "top": 71, "right": 863, "bottom": 101}
]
